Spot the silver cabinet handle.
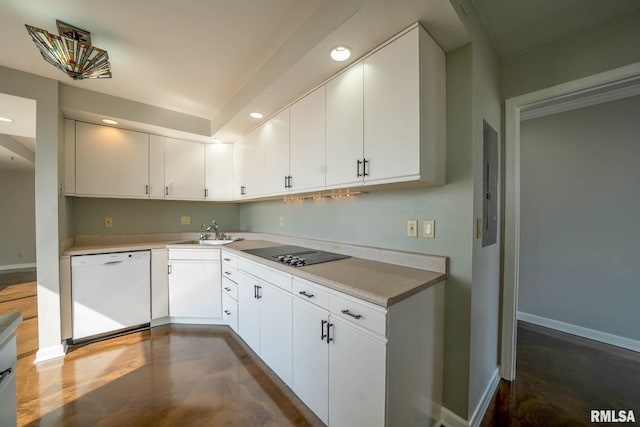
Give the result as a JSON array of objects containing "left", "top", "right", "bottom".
[
  {"left": 145, "top": 184, "right": 149, "bottom": 195},
  {"left": 299, "top": 290, "right": 314, "bottom": 298},
  {"left": 205, "top": 188, "right": 208, "bottom": 198},
  {"left": 224, "top": 271, "right": 232, "bottom": 276},
  {"left": 341, "top": 309, "right": 362, "bottom": 320},
  {"left": 223, "top": 258, "right": 231, "bottom": 261},
  {"left": 165, "top": 186, "right": 169, "bottom": 196},
  {"left": 224, "top": 310, "right": 231, "bottom": 315},
  {"left": 224, "top": 287, "right": 231, "bottom": 292},
  {"left": 168, "top": 263, "right": 171, "bottom": 274}
]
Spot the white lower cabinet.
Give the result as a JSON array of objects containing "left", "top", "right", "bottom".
[
  {"left": 151, "top": 248, "right": 169, "bottom": 319},
  {"left": 221, "top": 290, "right": 238, "bottom": 333},
  {"left": 168, "top": 249, "right": 221, "bottom": 319},
  {"left": 237, "top": 269, "right": 293, "bottom": 387}
]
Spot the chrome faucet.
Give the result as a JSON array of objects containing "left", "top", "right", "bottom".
[{"left": 200, "top": 220, "right": 220, "bottom": 240}]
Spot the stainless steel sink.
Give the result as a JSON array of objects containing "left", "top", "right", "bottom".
[{"left": 176, "top": 239, "right": 234, "bottom": 246}]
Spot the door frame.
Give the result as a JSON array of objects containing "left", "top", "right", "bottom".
[{"left": 500, "top": 61, "right": 640, "bottom": 380}]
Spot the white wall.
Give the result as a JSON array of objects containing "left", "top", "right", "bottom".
[
  {"left": 0, "top": 169, "right": 36, "bottom": 267},
  {"left": 519, "top": 94, "right": 640, "bottom": 342}
]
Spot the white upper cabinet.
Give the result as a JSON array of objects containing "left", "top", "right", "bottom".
[
  {"left": 262, "top": 109, "right": 290, "bottom": 196},
  {"left": 235, "top": 127, "right": 265, "bottom": 198},
  {"left": 75, "top": 121, "right": 150, "bottom": 198},
  {"left": 325, "top": 62, "right": 364, "bottom": 189},
  {"left": 363, "top": 25, "right": 445, "bottom": 186},
  {"left": 149, "top": 134, "right": 165, "bottom": 199},
  {"left": 205, "top": 143, "right": 233, "bottom": 200},
  {"left": 290, "top": 87, "right": 325, "bottom": 192},
  {"left": 164, "top": 136, "right": 206, "bottom": 200}
]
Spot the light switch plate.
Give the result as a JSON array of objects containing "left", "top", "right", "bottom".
[
  {"left": 423, "top": 220, "right": 435, "bottom": 239},
  {"left": 407, "top": 219, "right": 418, "bottom": 238},
  {"left": 279, "top": 216, "right": 284, "bottom": 227}
]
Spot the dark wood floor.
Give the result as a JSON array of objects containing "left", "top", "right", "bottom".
[
  {"left": 481, "top": 321, "right": 640, "bottom": 426},
  {"left": 16, "top": 325, "right": 325, "bottom": 427}
]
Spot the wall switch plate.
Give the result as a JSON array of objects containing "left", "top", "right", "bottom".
[
  {"left": 180, "top": 216, "right": 191, "bottom": 225},
  {"left": 423, "top": 220, "right": 435, "bottom": 239},
  {"left": 279, "top": 216, "right": 284, "bottom": 227},
  {"left": 104, "top": 216, "right": 113, "bottom": 228},
  {"left": 407, "top": 219, "right": 418, "bottom": 238}
]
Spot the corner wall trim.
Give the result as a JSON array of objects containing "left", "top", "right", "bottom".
[
  {"left": 34, "top": 344, "right": 66, "bottom": 364},
  {"left": 518, "top": 311, "right": 640, "bottom": 353},
  {"left": 441, "top": 407, "right": 469, "bottom": 427},
  {"left": 0, "top": 263, "right": 36, "bottom": 271},
  {"left": 469, "top": 367, "right": 501, "bottom": 427}
]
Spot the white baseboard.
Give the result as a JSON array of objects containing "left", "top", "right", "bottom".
[
  {"left": 469, "top": 368, "right": 500, "bottom": 427},
  {"left": 168, "top": 317, "right": 225, "bottom": 325},
  {"left": 441, "top": 407, "right": 469, "bottom": 427},
  {"left": 518, "top": 311, "right": 640, "bottom": 353},
  {"left": 0, "top": 262, "right": 36, "bottom": 271},
  {"left": 34, "top": 344, "right": 66, "bottom": 364},
  {"left": 150, "top": 317, "right": 171, "bottom": 327}
]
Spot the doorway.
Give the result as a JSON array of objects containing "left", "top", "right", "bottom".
[{"left": 500, "top": 62, "right": 640, "bottom": 380}]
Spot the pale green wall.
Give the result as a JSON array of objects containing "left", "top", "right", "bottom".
[
  {"left": 0, "top": 169, "right": 36, "bottom": 266},
  {"left": 70, "top": 198, "right": 239, "bottom": 236},
  {"left": 240, "top": 42, "right": 476, "bottom": 418},
  {"left": 0, "top": 65, "right": 63, "bottom": 352},
  {"left": 520, "top": 95, "right": 640, "bottom": 341},
  {"left": 502, "top": 8, "right": 640, "bottom": 99}
]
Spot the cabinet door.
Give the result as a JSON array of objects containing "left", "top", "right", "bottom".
[
  {"left": 148, "top": 135, "right": 166, "bottom": 199},
  {"left": 290, "top": 87, "right": 325, "bottom": 192},
  {"left": 164, "top": 137, "right": 205, "bottom": 200},
  {"left": 260, "top": 282, "right": 293, "bottom": 387},
  {"left": 364, "top": 28, "right": 420, "bottom": 184},
  {"left": 222, "top": 291, "right": 238, "bottom": 333},
  {"left": 237, "top": 272, "right": 261, "bottom": 354},
  {"left": 151, "top": 249, "right": 169, "bottom": 319},
  {"left": 326, "top": 62, "right": 364, "bottom": 188},
  {"left": 168, "top": 260, "right": 221, "bottom": 318},
  {"left": 328, "top": 315, "right": 386, "bottom": 427},
  {"left": 261, "top": 109, "right": 290, "bottom": 196},
  {"left": 292, "top": 298, "right": 329, "bottom": 424},
  {"left": 235, "top": 129, "right": 265, "bottom": 198},
  {"left": 75, "top": 122, "right": 149, "bottom": 198},
  {"left": 205, "top": 143, "right": 233, "bottom": 200}
]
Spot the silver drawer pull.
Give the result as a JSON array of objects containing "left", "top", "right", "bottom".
[
  {"left": 299, "top": 290, "right": 314, "bottom": 298},
  {"left": 341, "top": 309, "right": 362, "bottom": 320},
  {"left": 223, "top": 258, "right": 232, "bottom": 261},
  {"left": 224, "top": 287, "right": 231, "bottom": 292},
  {"left": 224, "top": 310, "right": 231, "bottom": 315},
  {"left": 224, "top": 271, "right": 232, "bottom": 275}
]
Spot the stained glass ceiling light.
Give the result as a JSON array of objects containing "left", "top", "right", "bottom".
[{"left": 25, "top": 20, "right": 112, "bottom": 80}]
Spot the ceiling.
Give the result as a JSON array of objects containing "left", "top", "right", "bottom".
[{"left": 0, "top": 0, "right": 638, "bottom": 152}]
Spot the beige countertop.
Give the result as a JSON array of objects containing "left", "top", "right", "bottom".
[
  {"left": 0, "top": 312, "right": 22, "bottom": 347},
  {"left": 64, "top": 237, "right": 447, "bottom": 308}
]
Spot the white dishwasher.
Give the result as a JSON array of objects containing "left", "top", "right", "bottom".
[{"left": 71, "top": 251, "right": 151, "bottom": 342}]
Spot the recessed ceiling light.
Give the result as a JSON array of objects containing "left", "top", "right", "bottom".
[
  {"left": 210, "top": 138, "right": 222, "bottom": 143},
  {"left": 250, "top": 112, "right": 263, "bottom": 119},
  {"left": 0, "top": 116, "right": 13, "bottom": 123},
  {"left": 102, "top": 119, "right": 118, "bottom": 125},
  {"left": 330, "top": 46, "right": 351, "bottom": 62}
]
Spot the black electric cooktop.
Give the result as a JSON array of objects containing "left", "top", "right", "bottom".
[{"left": 242, "top": 245, "right": 349, "bottom": 267}]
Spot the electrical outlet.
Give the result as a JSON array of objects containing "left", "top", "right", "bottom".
[
  {"left": 279, "top": 216, "right": 284, "bottom": 227},
  {"left": 180, "top": 216, "right": 191, "bottom": 225},
  {"left": 104, "top": 216, "right": 113, "bottom": 228},
  {"left": 423, "top": 220, "right": 435, "bottom": 239},
  {"left": 407, "top": 219, "right": 418, "bottom": 238}
]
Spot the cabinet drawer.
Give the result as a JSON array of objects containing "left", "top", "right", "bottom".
[
  {"left": 222, "top": 278, "right": 238, "bottom": 301},
  {"left": 221, "top": 265, "right": 239, "bottom": 284},
  {"left": 221, "top": 251, "right": 238, "bottom": 269},
  {"left": 329, "top": 292, "right": 387, "bottom": 336},
  {"left": 238, "top": 257, "right": 292, "bottom": 292},
  {"left": 292, "top": 277, "right": 329, "bottom": 310},
  {"left": 222, "top": 292, "right": 238, "bottom": 333},
  {"left": 168, "top": 249, "right": 220, "bottom": 261}
]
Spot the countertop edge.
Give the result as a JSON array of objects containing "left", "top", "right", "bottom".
[{"left": 0, "top": 312, "right": 23, "bottom": 345}]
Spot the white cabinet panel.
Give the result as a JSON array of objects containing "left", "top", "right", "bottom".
[
  {"left": 292, "top": 297, "right": 329, "bottom": 424},
  {"left": 328, "top": 316, "right": 386, "bottom": 427},
  {"left": 205, "top": 143, "right": 233, "bottom": 200},
  {"left": 64, "top": 119, "right": 76, "bottom": 195},
  {"left": 168, "top": 259, "right": 221, "bottom": 318},
  {"left": 290, "top": 87, "right": 325, "bottom": 192},
  {"left": 148, "top": 135, "right": 165, "bottom": 199},
  {"left": 164, "top": 137, "right": 205, "bottom": 200},
  {"left": 235, "top": 129, "right": 265, "bottom": 198},
  {"left": 326, "top": 63, "right": 364, "bottom": 188},
  {"left": 259, "top": 282, "right": 293, "bottom": 387},
  {"left": 75, "top": 121, "right": 149, "bottom": 198},
  {"left": 222, "top": 291, "right": 238, "bottom": 333},
  {"left": 262, "top": 109, "right": 290, "bottom": 196},
  {"left": 364, "top": 27, "right": 421, "bottom": 185},
  {"left": 151, "top": 248, "right": 169, "bottom": 319},
  {"left": 238, "top": 272, "right": 261, "bottom": 354}
]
